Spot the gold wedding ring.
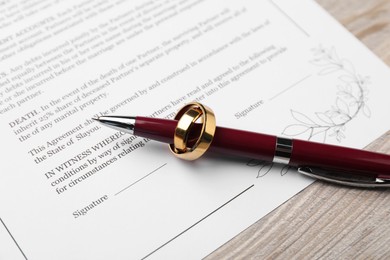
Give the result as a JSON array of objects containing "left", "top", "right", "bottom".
[{"left": 169, "top": 102, "right": 216, "bottom": 160}]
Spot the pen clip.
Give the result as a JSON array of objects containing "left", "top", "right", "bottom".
[{"left": 297, "top": 166, "right": 390, "bottom": 188}]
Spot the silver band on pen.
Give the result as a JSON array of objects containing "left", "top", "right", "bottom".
[{"left": 273, "top": 137, "right": 293, "bottom": 164}]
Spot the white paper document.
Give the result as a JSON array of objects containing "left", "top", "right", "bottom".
[{"left": 1, "top": 0, "right": 390, "bottom": 259}]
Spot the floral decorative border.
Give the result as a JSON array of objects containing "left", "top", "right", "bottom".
[
  {"left": 248, "top": 46, "right": 370, "bottom": 178},
  {"left": 282, "top": 46, "right": 370, "bottom": 142}
]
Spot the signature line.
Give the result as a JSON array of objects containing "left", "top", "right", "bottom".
[
  {"left": 115, "top": 163, "right": 167, "bottom": 196},
  {"left": 141, "top": 184, "right": 255, "bottom": 260},
  {"left": 0, "top": 217, "right": 28, "bottom": 260},
  {"left": 269, "top": 74, "right": 312, "bottom": 101}
]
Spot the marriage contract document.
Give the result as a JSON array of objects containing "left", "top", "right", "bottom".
[{"left": 1, "top": 0, "right": 390, "bottom": 259}]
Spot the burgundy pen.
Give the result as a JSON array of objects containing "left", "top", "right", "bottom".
[{"left": 93, "top": 115, "right": 390, "bottom": 187}]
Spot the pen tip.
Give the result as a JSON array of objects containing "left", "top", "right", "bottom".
[{"left": 92, "top": 117, "right": 100, "bottom": 121}]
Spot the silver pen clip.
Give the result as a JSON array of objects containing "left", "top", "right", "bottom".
[{"left": 298, "top": 166, "right": 390, "bottom": 188}]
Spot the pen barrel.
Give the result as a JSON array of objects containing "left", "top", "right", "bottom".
[
  {"left": 134, "top": 116, "right": 277, "bottom": 161},
  {"left": 290, "top": 139, "right": 390, "bottom": 178},
  {"left": 210, "top": 126, "right": 276, "bottom": 161},
  {"left": 134, "top": 117, "right": 390, "bottom": 179},
  {"left": 134, "top": 117, "right": 176, "bottom": 143}
]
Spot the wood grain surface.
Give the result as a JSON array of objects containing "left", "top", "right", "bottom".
[{"left": 206, "top": 0, "right": 390, "bottom": 259}]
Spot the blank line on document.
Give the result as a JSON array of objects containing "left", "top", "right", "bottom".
[
  {"left": 269, "top": 74, "right": 312, "bottom": 101},
  {"left": 268, "top": 0, "right": 310, "bottom": 37},
  {"left": 114, "top": 163, "right": 167, "bottom": 196},
  {"left": 141, "top": 184, "right": 255, "bottom": 260},
  {"left": 0, "top": 217, "right": 28, "bottom": 260}
]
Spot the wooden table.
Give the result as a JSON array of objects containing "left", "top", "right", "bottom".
[{"left": 207, "top": 0, "right": 390, "bottom": 258}]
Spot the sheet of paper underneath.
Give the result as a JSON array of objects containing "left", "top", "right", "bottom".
[{"left": 1, "top": 0, "right": 390, "bottom": 259}]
